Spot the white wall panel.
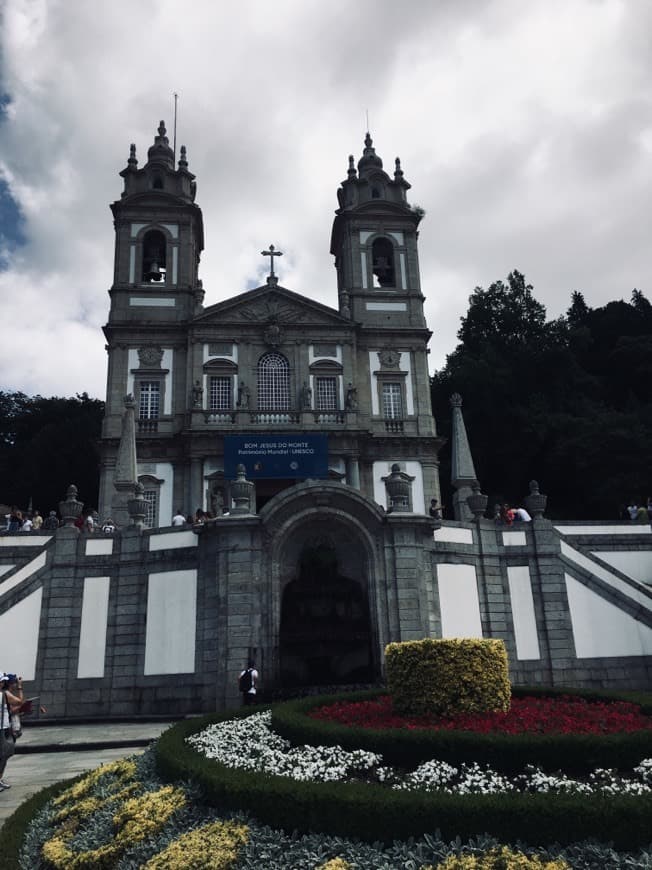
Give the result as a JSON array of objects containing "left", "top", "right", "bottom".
[
  {"left": 565, "top": 573, "right": 652, "bottom": 658},
  {"left": 0, "top": 588, "right": 43, "bottom": 680},
  {"left": 85, "top": 539, "right": 113, "bottom": 556},
  {"left": 77, "top": 576, "right": 110, "bottom": 678},
  {"left": 593, "top": 551, "right": 652, "bottom": 585},
  {"left": 507, "top": 566, "right": 540, "bottom": 660},
  {"left": 149, "top": 530, "right": 198, "bottom": 551},
  {"left": 437, "top": 564, "right": 483, "bottom": 638},
  {"left": 433, "top": 527, "right": 473, "bottom": 545},
  {"left": 144, "top": 570, "right": 197, "bottom": 674}
]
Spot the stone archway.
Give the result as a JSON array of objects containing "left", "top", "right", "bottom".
[{"left": 279, "top": 534, "right": 373, "bottom": 687}]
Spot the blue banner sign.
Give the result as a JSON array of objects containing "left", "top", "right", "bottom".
[{"left": 224, "top": 434, "right": 329, "bottom": 479}]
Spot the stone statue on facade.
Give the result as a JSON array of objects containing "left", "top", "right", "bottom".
[
  {"left": 345, "top": 383, "right": 358, "bottom": 410},
  {"left": 237, "top": 381, "right": 250, "bottom": 409},
  {"left": 300, "top": 381, "right": 312, "bottom": 410},
  {"left": 191, "top": 380, "right": 203, "bottom": 408}
]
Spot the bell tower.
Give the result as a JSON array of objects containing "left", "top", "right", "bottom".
[
  {"left": 330, "top": 133, "right": 426, "bottom": 329},
  {"left": 107, "top": 120, "right": 205, "bottom": 324}
]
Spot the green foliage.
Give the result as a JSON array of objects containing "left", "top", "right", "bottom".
[
  {"left": 385, "top": 639, "right": 511, "bottom": 716},
  {"left": 432, "top": 275, "right": 652, "bottom": 519},
  {"left": 0, "top": 391, "right": 104, "bottom": 514}
]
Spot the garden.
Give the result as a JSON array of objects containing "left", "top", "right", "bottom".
[{"left": 3, "top": 639, "right": 652, "bottom": 868}]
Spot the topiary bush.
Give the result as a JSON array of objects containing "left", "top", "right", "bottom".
[{"left": 386, "top": 638, "right": 511, "bottom": 716}]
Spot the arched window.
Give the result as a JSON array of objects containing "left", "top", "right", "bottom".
[
  {"left": 257, "top": 352, "right": 290, "bottom": 410},
  {"left": 371, "top": 237, "right": 395, "bottom": 288},
  {"left": 141, "top": 229, "right": 167, "bottom": 283}
]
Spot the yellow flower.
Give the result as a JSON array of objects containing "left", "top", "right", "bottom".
[
  {"left": 425, "top": 845, "right": 570, "bottom": 869},
  {"left": 144, "top": 819, "right": 249, "bottom": 869},
  {"left": 317, "top": 859, "right": 352, "bottom": 870},
  {"left": 53, "top": 758, "right": 137, "bottom": 807}
]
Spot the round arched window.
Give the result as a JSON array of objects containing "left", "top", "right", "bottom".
[{"left": 257, "top": 352, "right": 290, "bottom": 410}]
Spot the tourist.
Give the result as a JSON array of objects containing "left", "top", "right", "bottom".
[
  {"left": 43, "top": 511, "right": 59, "bottom": 530},
  {"left": 238, "top": 659, "right": 258, "bottom": 706},
  {"left": 626, "top": 501, "right": 638, "bottom": 521},
  {"left": 429, "top": 498, "right": 442, "bottom": 520},
  {"left": 513, "top": 506, "right": 532, "bottom": 522},
  {"left": 172, "top": 509, "right": 186, "bottom": 527},
  {"left": 32, "top": 510, "right": 43, "bottom": 531},
  {"left": 0, "top": 672, "right": 22, "bottom": 790},
  {"left": 101, "top": 518, "right": 117, "bottom": 533},
  {"left": 635, "top": 505, "right": 649, "bottom": 524},
  {"left": 500, "top": 504, "right": 515, "bottom": 525},
  {"left": 7, "top": 509, "right": 22, "bottom": 533},
  {"left": 21, "top": 514, "right": 33, "bottom": 532}
]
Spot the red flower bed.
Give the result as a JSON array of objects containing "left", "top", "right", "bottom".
[{"left": 309, "top": 694, "right": 652, "bottom": 735}]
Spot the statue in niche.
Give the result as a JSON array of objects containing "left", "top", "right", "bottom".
[
  {"left": 345, "top": 383, "right": 358, "bottom": 410},
  {"left": 300, "top": 381, "right": 312, "bottom": 410},
  {"left": 237, "top": 381, "right": 250, "bottom": 409},
  {"left": 191, "top": 380, "right": 203, "bottom": 408}
]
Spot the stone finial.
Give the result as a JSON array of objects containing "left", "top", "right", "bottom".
[
  {"left": 59, "top": 484, "right": 83, "bottom": 528},
  {"left": 524, "top": 479, "right": 547, "bottom": 519},
  {"left": 179, "top": 145, "right": 188, "bottom": 169},
  {"left": 347, "top": 154, "right": 356, "bottom": 178},
  {"left": 231, "top": 464, "right": 254, "bottom": 514},
  {"left": 124, "top": 393, "right": 135, "bottom": 409},
  {"left": 467, "top": 482, "right": 489, "bottom": 519},
  {"left": 394, "top": 156, "right": 404, "bottom": 179},
  {"left": 450, "top": 393, "right": 463, "bottom": 408},
  {"left": 157, "top": 120, "right": 167, "bottom": 140},
  {"left": 127, "top": 481, "right": 147, "bottom": 528},
  {"left": 128, "top": 143, "right": 138, "bottom": 169},
  {"left": 381, "top": 463, "right": 415, "bottom": 512},
  {"left": 449, "top": 392, "right": 479, "bottom": 522}
]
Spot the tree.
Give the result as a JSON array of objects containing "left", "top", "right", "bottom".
[
  {"left": 457, "top": 270, "right": 548, "bottom": 351},
  {"left": 432, "top": 274, "right": 652, "bottom": 519},
  {"left": 0, "top": 392, "right": 104, "bottom": 515}
]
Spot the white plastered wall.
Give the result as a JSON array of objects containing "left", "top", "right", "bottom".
[
  {"left": 436, "top": 563, "right": 483, "bottom": 638},
  {"left": 144, "top": 570, "right": 197, "bottom": 674}
]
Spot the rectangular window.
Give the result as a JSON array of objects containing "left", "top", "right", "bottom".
[
  {"left": 143, "top": 489, "right": 158, "bottom": 528},
  {"left": 382, "top": 382, "right": 403, "bottom": 419},
  {"left": 139, "top": 382, "right": 160, "bottom": 419},
  {"left": 209, "top": 376, "right": 232, "bottom": 411},
  {"left": 316, "top": 377, "right": 337, "bottom": 411}
]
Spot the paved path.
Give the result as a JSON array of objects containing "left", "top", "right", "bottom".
[{"left": 0, "top": 721, "right": 174, "bottom": 827}]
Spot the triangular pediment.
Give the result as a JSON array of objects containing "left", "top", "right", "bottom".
[{"left": 193, "top": 284, "right": 352, "bottom": 329}]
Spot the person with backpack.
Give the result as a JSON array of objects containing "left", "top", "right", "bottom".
[{"left": 238, "top": 659, "right": 258, "bottom": 706}]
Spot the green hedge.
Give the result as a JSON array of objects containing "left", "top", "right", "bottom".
[
  {"left": 154, "top": 700, "right": 652, "bottom": 849},
  {"left": 386, "top": 638, "right": 511, "bottom": 716},
  {"left": 271, "top": 686, "right": 652, "bottom": 775}
]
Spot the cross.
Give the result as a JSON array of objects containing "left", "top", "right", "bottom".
[{"left": 261, "top": 244, "right": 283, "bottom": 278}]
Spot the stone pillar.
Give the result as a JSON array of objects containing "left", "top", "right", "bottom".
[
  {"left": 189, "top": 457, "right": 203, "bottom": 513},
  {"left": 346, "top": 457, "right": 361, "bottom": 489}
]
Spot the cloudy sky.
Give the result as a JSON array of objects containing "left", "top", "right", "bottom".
[{"left": 1, "top": 0, "right": 651, "bottom": 400}]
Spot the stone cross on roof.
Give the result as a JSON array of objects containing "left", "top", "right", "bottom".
[{"left": 261, "top": 244, "right": 283, "bottom": 279}]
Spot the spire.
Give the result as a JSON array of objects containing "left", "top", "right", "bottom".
[
  {"left": 357, "top": 131, "right": 383, "bottom": 174},
  {"left": 449, "top": 393, "right": 479, "bottom": 521},
  {"left": 146, "top": 120, "right": 174, "bottom": 169},
  {"left": 112, "top": 394, "right": 139, "bottom": 527}
]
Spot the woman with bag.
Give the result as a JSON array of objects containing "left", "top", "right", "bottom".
[{"left": 0, "top": 673, "right": 19, "bottom": 790}]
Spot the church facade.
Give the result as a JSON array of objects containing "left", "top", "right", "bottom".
[{"left": 98, "top": 123, "right": 443, "bottom": 530}]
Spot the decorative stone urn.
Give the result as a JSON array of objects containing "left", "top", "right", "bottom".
[
  {"left": 382, "top": 463, "right": 414, "bottom": 512},
  {"left": 524, "top": 479, "right": 547, "bottom": 519},
  {"left": 467, "top": 482, "right": 489, "bottom": 519},
  {"left": 127, "top": 482, "right": 147, "bottom": 528},
  {"left": 231, "top": 464, "right": 254, "bottom": 514},
  {"left": 59, "top": 484, "right": 83, "bottom": 528}
]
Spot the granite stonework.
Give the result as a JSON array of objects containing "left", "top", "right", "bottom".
[{"left": 0, "top": 508, "right": 650, "bottom": 719}]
